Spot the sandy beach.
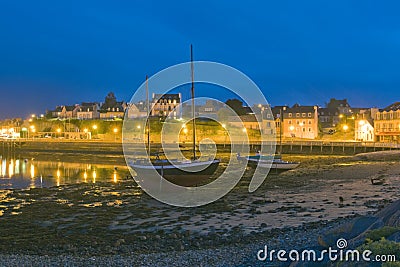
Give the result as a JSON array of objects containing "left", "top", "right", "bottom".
[{"left": 0, "top": 150, "right": 399, "bottom": 266}]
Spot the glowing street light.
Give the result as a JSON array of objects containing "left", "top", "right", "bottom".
[
  {"left": 56, "top": 128, "right": 61, "bottom": 133},
  {"left": 343, "top": 125, "right": 349, "bottom": 131},
  {"left": 299, "top": 122, "right": 304, "bottom": 139},
  {"left": 92, "top": 125, "right": 98, "bottom": 139},
  {"left": 113, "top": 127, "right": 118, "bottom": 142},
  {"left": 242, "top": 128, "right": 247, "bottom": 133}
]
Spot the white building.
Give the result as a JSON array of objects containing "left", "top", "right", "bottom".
[{"left": 355, "top": 119, "right": 374, "bottom": 142}]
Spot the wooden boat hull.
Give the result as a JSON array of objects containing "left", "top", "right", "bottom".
[
  {"left": 237, "top": 155, "right": 299, "bottom": 172},
  {"left": 130, "top": 159, "right": 220, "bottom": 186}
]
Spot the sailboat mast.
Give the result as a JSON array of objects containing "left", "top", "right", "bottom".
[
  {"left": 146, "top": 75, "right": 150, "bottom": 155},
  {"left": 190, "top": 44, "right": 196, "bottom": 160}
]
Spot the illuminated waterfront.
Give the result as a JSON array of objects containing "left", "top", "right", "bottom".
[{"left": 0, "top": 155, "right": 129, "bottom": 189}]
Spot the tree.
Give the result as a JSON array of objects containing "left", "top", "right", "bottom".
[
  {"left": 102, "top": 92, "right": 117, "bottom": 109},
  {"left": 225, "top": 99, "right": 246, "bottom": 116}
]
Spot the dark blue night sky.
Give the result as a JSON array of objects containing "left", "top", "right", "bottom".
[{"left": 1, "top": 1, "right": 400, "bottom": 118}]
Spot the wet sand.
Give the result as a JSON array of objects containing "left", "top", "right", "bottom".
[{"left": 0, "top": 150, "right": 398, "bottom": 265}]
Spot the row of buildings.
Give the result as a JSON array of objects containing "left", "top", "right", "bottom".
[
  {"left": 47, "top": 92, "right": 183, "bottom": 120},
  {"left": 44, "top": 92, "right": 400, "bottom": 143}
]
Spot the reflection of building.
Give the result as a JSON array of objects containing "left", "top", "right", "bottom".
[
  {"left": 151, "top": 93, "right": 181, "bottom": 119},
  {"left": 77, "top": 102, "right": 100, "bottom": 120},
  {"left": 374, "top": 102, "right": 400, "bottom": 143},
  {"left": 282, "top": 104, "right": 319, "bottom": 139}
]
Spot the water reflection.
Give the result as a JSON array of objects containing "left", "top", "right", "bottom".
[{"left": 0, "top": 155, "right": 129, "bottom": 189}]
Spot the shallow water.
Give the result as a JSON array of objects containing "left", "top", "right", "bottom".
[{"left": 0, "top": 155, "right": 130, "bottom": 189}]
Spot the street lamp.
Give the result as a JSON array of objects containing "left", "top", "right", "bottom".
[
  {"left": 29, "top": 125, "right": 35, "bottom": 139},
  {"left": 83, "top": 128, "right": 88, "bottom": 139},
  {"left": 92, "top": 125, "right": 98, "bottom": 139},
  {"left": 299, "top": 122, "right": 304, "bottom": 139},
  {"left": 21, "top": 127, "right": 27, "bottom": 139},
  {"left": 113, "top": 127, "right": 118, "bottom": 142},
  {"left": 221, "top": 124, "right": 227, "bottom": 148},
  {"left": 343, "top": 124, "right": 349, "bottom": 131},
  {"left": 182, "top": 127, "right": 188, "bottom": 143}
]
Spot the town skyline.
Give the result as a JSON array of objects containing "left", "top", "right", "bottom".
[{"left": 2, "top": 1, "right": 400, "bottom": 119}]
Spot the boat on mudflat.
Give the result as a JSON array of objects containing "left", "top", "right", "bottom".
[
  {"left": 237, "top": 153, "right": 300, "bottom": 172},
  {"left": 129, "top": 45, "right": 220, "bottom": 186},
  {"left": 130, "top": 157, "right": 220, "bottom": 186}
]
